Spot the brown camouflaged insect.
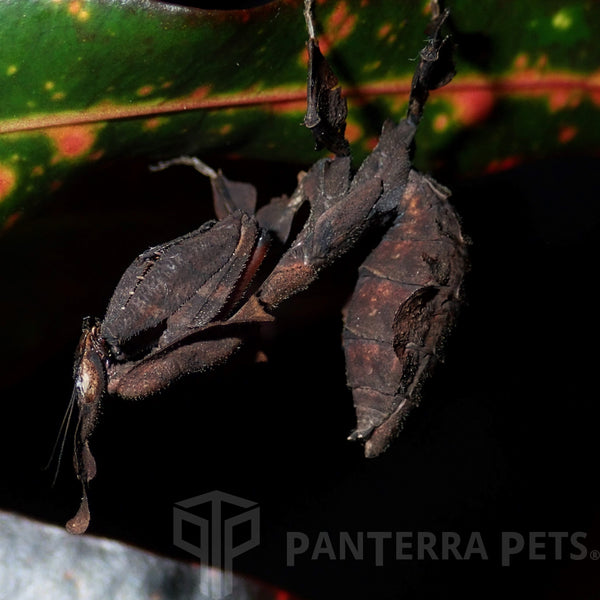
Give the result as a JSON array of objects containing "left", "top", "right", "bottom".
[{"left": 62, "top": 1, "right": 467, "bottom": 534}]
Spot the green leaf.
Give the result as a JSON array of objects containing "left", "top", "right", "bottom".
[
  {"left": 0, "top": 0, "right": 308, "bottom": 226},
  {"left": 1, "top": 0, "right": 599, "bottom": 227}
]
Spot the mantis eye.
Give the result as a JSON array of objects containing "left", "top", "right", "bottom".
[{"left": 75, "top": 350, "right": 105, "bottom": 403}]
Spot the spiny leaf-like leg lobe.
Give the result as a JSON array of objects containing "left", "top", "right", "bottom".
[
  {"left": 343, "top": 171, "right": 468, "bottom": 457},
  {"left": 107, "top": 328, "right": 248, "bottom": 399},
  {"left": 104, "top": 211, "right": 262, "bottom": 398},
  {"left": 102, "top": 213, "right": 256, "bottom": 356},
  {"left": 258, "top": 120, "right": 416, "bottom": 310},
  {"left": 304, "top": 37, "right": 350, "bottom": 157}
]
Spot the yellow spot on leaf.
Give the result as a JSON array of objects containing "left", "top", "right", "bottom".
[
  {"left": 45, "top": 124, "right": 99, "bottom": 161},
  {"left": 326, "top": 1, "right": 356, "bottom": 44},
  {"left": 433, "top": 113, "right": 450, "bottom": 133},
  {"left": 363, "top": 60, "right": 381, "bottom": 72},
  {"left": 6, "top": 65, "right": 17, "bottom": 76},
  {"left": 52, "top": 91, "right": 66, "bottom": 101},
  {"left": 89, "top": 150, "right": 104, "bottom": 161},
  {"left": 68, "top": 1, "right": 90, "bottom": 20},
  {"left": 1, "top": 212, "right": 22, "bottom": 234},
  {"left": 485, "top": 156, "right": 521, "bottom": 174},
  {"left": 298, "top": 45, "right": 310, "bottom": 68},
  {"left": 190, "top": 85, "right": 211, "bottom": 100},
  {"left": 0, "top": 165, "right": 17, "bottom": 202},
  {"left": 31, "top": 165, "right": 45, "bottom": 177},
  {"left": 513, "top": 53, "right": 528, "bottom": 70},
  {"left": 558, "top": 125, "right": 577, "bottom": 143},
  {"left": 377, "top": 24, "right": 392, "bottom": 39},
  {"left": 536, "top": 54, "right": 549, "bottom": 69},
  {"left": 552, "top": 10, "right": 572, "bottom": 30},
  {"left": 44, "top": 81, "right": 55, "bottom": 91},
  {"left": 137, "top": 84, "right": 154, "bottom": 97},
  {"left": 143, "top": 117, "right": 163, "bottom": 130},
  {"left": 344, "top": 121, "right": 362, "bottom": 143}
]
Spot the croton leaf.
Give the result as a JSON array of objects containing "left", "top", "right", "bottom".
[{"left": 1, "top": 0, "right": 599, "bottom": 227}]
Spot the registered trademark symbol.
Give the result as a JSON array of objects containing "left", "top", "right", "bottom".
[{"left": 590, "top": 549, "right": 600, "bottom": 560}]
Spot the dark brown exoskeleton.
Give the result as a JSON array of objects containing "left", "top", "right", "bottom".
[{"left": 64, "top": 1, "right": 467, "bottom": 533}]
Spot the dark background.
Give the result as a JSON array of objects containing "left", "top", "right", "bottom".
[{"left": 1, "top": 147, "right": 599, "bottom": 599}]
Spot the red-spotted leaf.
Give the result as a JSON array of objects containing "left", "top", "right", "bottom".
[{"left": 1, "top": 0, "right": 599, "bottom": 227}]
